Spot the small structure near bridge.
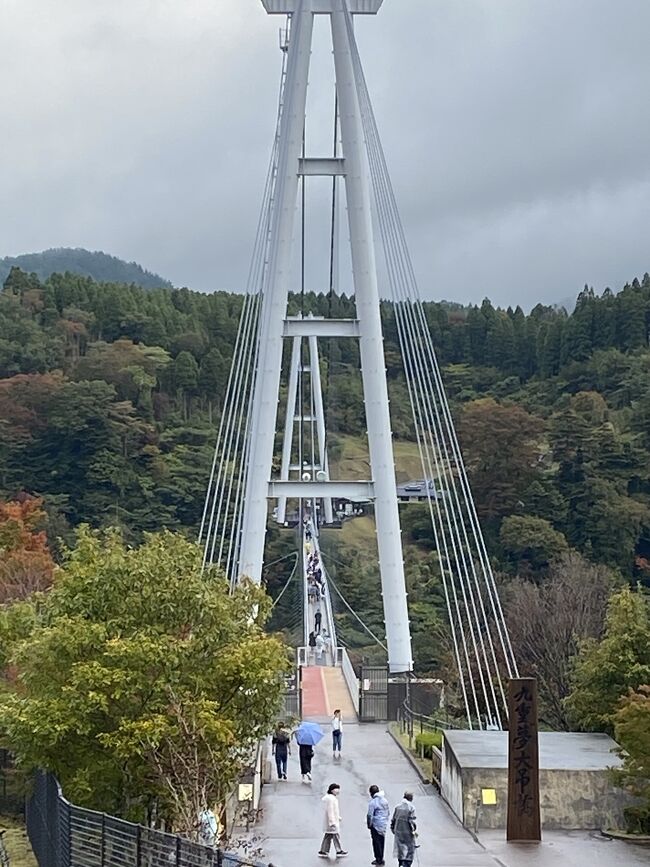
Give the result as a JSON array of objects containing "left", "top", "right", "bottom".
[
  {"left": 396, "top": 479, "right": 443, "bottom": 503},
  {"left": 441, "top": 730, "right": 629, "bottom": 831}
]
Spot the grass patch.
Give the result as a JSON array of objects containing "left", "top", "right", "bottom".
[
  {"left": 329, "top": 435, "right": 424, "bottom": 482},
  {"left": 388, "top": 723, "right": 432, "bottom": 781},
  {"left": 335, "top": 515, "right": 378, "bottom": 553},
  {"left": 0, "top": 818, "right": 36, "bottom": 867},
  {"left": 415, "top": 730, "right": 443, "bottom": 757}
]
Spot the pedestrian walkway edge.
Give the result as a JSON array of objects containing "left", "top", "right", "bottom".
[
  {"left": 386, "top": 726, "right": 431, "bottom": 784},
  {"left": 384, "top": 729, "right": 506, "bottom": 864}
]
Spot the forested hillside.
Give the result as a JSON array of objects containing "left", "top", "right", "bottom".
[
  {"left": 0, "top": 248, "right": 173, "bottom": 289},
  {"left": 2, "top": 264, "right": 650, "bottom": 707}
]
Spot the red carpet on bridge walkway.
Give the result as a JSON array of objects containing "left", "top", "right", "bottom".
[{"left": 301, "top": 666, "right": 329, "bottom": 719}]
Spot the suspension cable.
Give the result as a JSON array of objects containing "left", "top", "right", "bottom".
[{"left": 342, "top": 5, "right": 518, "bottom": 727}]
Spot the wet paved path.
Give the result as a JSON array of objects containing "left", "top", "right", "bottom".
[
  {"left": 259, "top": 723, "right": 500, "bottom": 867},
  {"left": 258, "top": 724, "right": 649, "bottom": 867}
]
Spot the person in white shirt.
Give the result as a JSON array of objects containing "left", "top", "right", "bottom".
[
  {"left": 332, "top": 709, "right": 342, "bottom": 758},
  {"left": 319, "top": 783, "right": 348, "bottom": 858},
  {"left": 315, "top": 632, "right": 325, "bottom": 663}
]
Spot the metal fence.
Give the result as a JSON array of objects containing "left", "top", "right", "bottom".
[
  {"left": 281, "top": 663, "right": 302, "bottom": 721},
  {"left": 358, "top": 665, "right": 388, "bottom": 721},
  {"left": 397, "top": 700, "right": 462, "bottom": 742},
  {"left": 26, "top": 772, "right": 268, "bottom": 867}
]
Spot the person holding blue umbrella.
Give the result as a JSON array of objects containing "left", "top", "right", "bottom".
[{"left": 295, "top": 721, "right": 324, "bottom": 782}]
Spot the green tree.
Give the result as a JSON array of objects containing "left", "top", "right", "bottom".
[
  {"left": 485, "top": 313, "right": 516, "bottom": 372},
  {"left": 74, "top": 339, "right": 170, "bottom": 406},
  {"left": 616, "top": 284, "right": 648, "bottom": 351},
  {"left": 612, "top": 686, "right": 650, "bottom": 833},
  {"left": 199, "top": 348, "right": 228, "bottom": 422},
  {"left": 499, "top": 514, "right": 568, "bottom": 573},
  {"left": 0, "top": 528, "right": 289, "bottom": 829},
  {"left": 566, "top": 587, "right": 650, "bottom": 734},
  {"left": 521, "top": 479, "right": 568, "bottom": 527},
  {"left": 173, "top": 351, "right": 199, "bottom": 420},
  {"left": 537, "top": 315, "right": 565, "bottom": 377},
  {"left": 561, "top": 287, "right": 595, "bottom": 364}
]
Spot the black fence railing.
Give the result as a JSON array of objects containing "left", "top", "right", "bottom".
[
  {"left": 397, "top": 700, "right": 462, "bottom": 743},
  {"left": 26, "top": 771, "right": 268, "bottom": 867}
]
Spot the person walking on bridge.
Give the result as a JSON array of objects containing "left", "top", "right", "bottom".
[
  {"left": 314, "top": 606, "right": 322, "bottom": 633},
  {"left": 367, "top": 785, "right": 390, "bottom": 865},
  {"left": 331, "top": 709, "right": 342, "bottom": 758},
  {"left": 391, "top": 793, "right": 417, "bottom": 867},
  {"left": 318, "top": 783, "right": 348, "bottom": 858},
  {"left": 315, "top": 632, "right": 325, "bottom": 664}
]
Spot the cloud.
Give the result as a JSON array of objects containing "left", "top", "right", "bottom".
[{"left": 1, "top": 0, "right": 649, "bottom": 307}]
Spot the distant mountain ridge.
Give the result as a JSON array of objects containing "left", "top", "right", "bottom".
[{"left": 0, "top": 248, "right": 173, "bottom": 290}]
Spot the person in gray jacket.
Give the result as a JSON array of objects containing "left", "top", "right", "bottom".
[
  {"left": 391, "top": 793, "right": 417, "bottom": 867},
  {"left": 366, "top": 784, "right": 390, "bottom": 866}
]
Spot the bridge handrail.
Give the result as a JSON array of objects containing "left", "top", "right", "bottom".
[
  {"left": 302, "top": 533, "right": 310, "bottom": 647},
  {"left": 320, "top": 559, "right": 338, "bottom": 661},
  {"left": 337, "top": 647, "right": 360, "bottom": 714},
  {"left": 304, "top": 519, "right": 338, "bottom": 662}
]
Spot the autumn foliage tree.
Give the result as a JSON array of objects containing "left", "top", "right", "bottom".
[
  {"left": 0, "top": 497, "right": 54, "bottom": 601},
  {"left": 458, "top": 398, "right": 544, "bottom": 522}
]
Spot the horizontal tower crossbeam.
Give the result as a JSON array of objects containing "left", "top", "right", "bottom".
[
  {"left": 262, "top": 1, "right": 384, "bottom": 13},
  {"left": 268, "top": 480, "right": 374, "bottom": 500},
  {"left": 283, "top": 317, "right": 360, "bottom": 338},
  {"left": 299, "top": 157, "right": 346, "bottom": 176}
]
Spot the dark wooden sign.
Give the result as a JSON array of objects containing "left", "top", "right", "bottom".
[{"left": 506, "top": 678, "right": 541, "bottom": 842}]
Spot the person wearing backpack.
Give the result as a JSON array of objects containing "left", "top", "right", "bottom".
[{"left": 271, "top": 722, "right": 291, "bottom": 780}]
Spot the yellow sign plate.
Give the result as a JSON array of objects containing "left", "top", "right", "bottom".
[{"left": 482, "top": 788, "right": 497, "bottom": 806}]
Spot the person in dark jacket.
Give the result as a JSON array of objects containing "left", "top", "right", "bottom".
[
  {"left": 367, "top": 785, "right": 390, "bottom": 865},
  {"left": 299, "top": 743, "right": 314, "bottom": 781},
  {"left": 271, "top": 723, "right": 291, "bottom": 780}
]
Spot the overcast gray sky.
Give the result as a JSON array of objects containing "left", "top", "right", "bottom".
[{"left": 2, "top": 0, "right": 649, "bottom": 308}]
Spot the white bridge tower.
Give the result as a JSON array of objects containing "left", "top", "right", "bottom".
[{"left": 238, "top": 0, "right": 413, "bottom": 673}]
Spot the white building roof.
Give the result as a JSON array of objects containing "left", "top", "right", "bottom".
[{"left": 443, "top": 731, "right": 623, "bottom": 772}]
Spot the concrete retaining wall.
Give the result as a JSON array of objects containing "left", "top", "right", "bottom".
[
  {"left": 461, "top": 766, "right": 630, "bottom": 831},
  {"left": 442, "top": 745, "right": 631, "bottom": 830}
]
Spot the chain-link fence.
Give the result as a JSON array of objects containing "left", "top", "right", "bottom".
[{"left": 26, "top": 772, "right": 268, "bottom": 867}]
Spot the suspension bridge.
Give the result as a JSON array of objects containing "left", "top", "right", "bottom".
[
  {"left": 200, "top": 0, "right": 516, "bottom": 734},
  {"left": 200, "top": 0, "right": 517, "bottom": 865},
  {"left": 198, "top": 1, "right": 526, "bottom": 862}
]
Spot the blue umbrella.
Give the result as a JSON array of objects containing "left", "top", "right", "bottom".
[{"left": 295, "top": 721, "right": 324, "bottom": 746}]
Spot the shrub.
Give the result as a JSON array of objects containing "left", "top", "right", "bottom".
[
  {"left": 623, "top": 806, "right": 650, "bottom": 836},
  {"left": 414, "top": 730, "right": 442, "bottom": 758}
]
